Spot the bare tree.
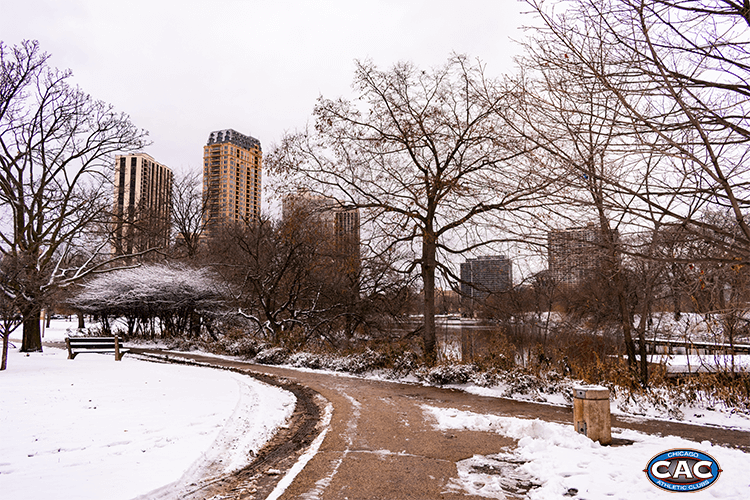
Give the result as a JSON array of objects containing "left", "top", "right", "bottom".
[
  {"left": 502, "top": 21, "right": 650, "bottom": 381},
  {"left": 0, "top": 40, "right": 148, "bottom": 352},
  {"left": 214, "top": 215, "right": 331, "bottom": 346},
  {"left": 112, "top": 204, "right": 172, "bottom": 260},
  {"left": 666, "top": 211, "right": 750, "bottom": 372},
  {"left": 269, "top": 56, "right": 551, "bottom": 363},
  {"left": 171, "top": 170, "right": 207, "bottom": 259},
  {"left": 0, "top": 255, "right": 24, "bottom": 370},
  {"left": 524, "top": 0, "right": 750, "bottom": 263},
  {"left": 514, "top": 0, "right": 750, "bottom": 383}
]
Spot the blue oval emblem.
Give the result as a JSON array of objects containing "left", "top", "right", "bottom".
[{"left": 645, "top": 449, "right": 721, "bottom": 492}]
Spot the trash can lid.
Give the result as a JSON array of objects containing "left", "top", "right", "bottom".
[{"left": 573, "top": 385, "right": 610, "bottom": 400}]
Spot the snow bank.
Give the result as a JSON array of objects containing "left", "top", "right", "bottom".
[
  {"left": 0, "top": 345, "right": 295, "bottom": 500},
  {"left": 423, "top": 405, "right": 750, "bottom": 499},
  {"left": 651, "top": 353, "right": 750, "bottom": 373}
]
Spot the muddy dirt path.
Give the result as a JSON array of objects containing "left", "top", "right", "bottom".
[{"left": 131, "top": 349, "right": 750, "bottom": 499}]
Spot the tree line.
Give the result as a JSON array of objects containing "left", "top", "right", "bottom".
[
  {"left": 2, "top": 1, "right": 750, "bottom": 386},
  {"left": 268, "top": 0, "right": 750, "bottom": 384}
]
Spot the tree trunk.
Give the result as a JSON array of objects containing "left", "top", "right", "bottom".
[
  {"left": 638, "top": 328, "right": 648, "bottom": 385},
  {"left": 422, "top": 234, "right": 437, "bottom": 365},
  {"left": 190, "top": 310, "right": 201, "bottom": 338},
  {"left": 724, "top": 313, "right": 737, "bottom": 374},
  {"left": 635, "top": 302, "right": 651, "bottom": 387},
  {"left": 101, "top": 315, "right": 111, "bottom": 335},
  {"left": 126, "top": 315, "right": 136, "bottom": 337},
  {"left": 612, "top": 263, "right": 637, "bottom": 366},
  {"left": 77, "top": 312, "right": 85, "bottom": 330},
  {"left": 1, "top": 332, "right": 9, "bottom": 370},
  {"left": 21, "top": 308, "right": 43, "bottom": 352},
  {"left": 594, "top": 201, "right": 638, "bottom": 379}
]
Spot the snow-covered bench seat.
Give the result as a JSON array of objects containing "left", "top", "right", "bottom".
[{"left": 65, "top": 336, "right": 129, "bottom": 361}]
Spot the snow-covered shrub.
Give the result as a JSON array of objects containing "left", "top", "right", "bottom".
[
  {"left": 217, "top": 335, "right": 266, "bottom": 358},
  {"left": 493, "top": 368, "right": 578, "bottom": 403},
  {"left": 391, "top": 351, "right": 419, "bottom": 378},
  {"left": 423, "top": 364, "right": 475, "bottom": 386},
  {"left": 498, "top": 369, "right": 543, "bottom": 397},
  {"left": 327, "top": 355, "right": 357, "bottom": 372},
  {"left": 611, "top": 372, "right": 749, "bottom": 421},
  {"left": 319, "top": 348, "right": 388, "bottom": 374},
  {"left": 470, "top": 370, "right": 499, "bottom": 387},
  {"left": 254, "top": 347, "right": 290, "bottom": 365},
  {"left": 344, "top": 349, "right": 389, "bottom": 374},
  {"left": 68, "top": 263, "right": 228, "bottom": 338},
  {"left": 536, "top": 370, "right": 572, "bottom": 396},
  {"left": 166, "top": 338, "right": 200, "bottom": 351},
  {"left": 289, "top": 352, "right": 325, "bottom": 369},
  {"left": 613, "top": 386, "right": 685, "bottom": 420},
  {"left": 687, "top": 373, "right": 750, "bottom": 412},
  {"left": 72, "top": 264, "right": 225, "bottom": 314}
]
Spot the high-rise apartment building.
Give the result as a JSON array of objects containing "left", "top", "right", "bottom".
[
  {"left": 281, "top": 190, "right": 360, "bottom": 260},
  {"left": 547, "top": 223, "right": 608, "bottom": 284},
  {"left": 460, "top": 255, "right": 513, "bottom": 300},
  {"left": 203, "top": 129, "right": 262, "bottom": 236},
  {"left": 113, "top": 153, "right": 173, "bottom": 255},
  {"left": 282, "top": 190, "right": 361, "bottom": 298}
]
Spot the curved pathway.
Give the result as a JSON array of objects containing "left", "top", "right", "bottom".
[{"left": 131, "top": 349, "right": 750, "bottom": 499}]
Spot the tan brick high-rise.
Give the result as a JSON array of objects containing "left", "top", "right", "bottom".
[
  {"left": 203, "top": 129, "right": 262, "bottom": 236},
  {"left": 113, "top": 153, "right": 173, "bottom": 255}
]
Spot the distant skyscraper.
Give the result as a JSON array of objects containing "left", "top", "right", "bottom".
[
  {"left": 113, "top": 153, "right": 173, "bottom": 255},
  {"left": 281, "top": 190, "right": 360, "bottom": 261},
  {"left": 203, "top": 129, "right": 262, "bottom": 236},
  {"left": 547, "top": 223, "right": 607, "bottom": 284},
  {"left": 460, "top": 255, "right": 513, "bottom": 300},
  {"left": 281, "top": 190, "right": 361, "bottom": 298}
]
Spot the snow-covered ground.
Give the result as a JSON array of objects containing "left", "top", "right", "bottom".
[
  {"left": 4, "top": 318, "right": 750, "bottom": 499},
  {"left": 1, "top": 321, "right": 295, "bottom": 500},
  {"left": 424, "top": 405, "right": 750, "bottom": 499},
  {"left": 650, "top": 353, "right": 750, "bottom": 373},
  {"left": 648, "top": 312, "right": 750, "bottom": 344},
  {"left": 450, "top": 378, "right": 750, "bottom": 432}
]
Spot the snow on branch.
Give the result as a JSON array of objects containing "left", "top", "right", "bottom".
[{"left": 68, "top": 263, "right": 226, "bottom": 317}]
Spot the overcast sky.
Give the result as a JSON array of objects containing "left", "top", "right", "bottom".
[{"left": 1, "top": 0, "right": 529, "bottom": 178}]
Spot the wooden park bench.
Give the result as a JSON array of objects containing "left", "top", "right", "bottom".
[{"left": 65, "top": 336, "right": 130, "bottom": 361}]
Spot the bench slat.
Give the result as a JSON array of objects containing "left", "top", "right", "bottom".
[
  {"left": 68, "top": 343, "right": 119, "bottom": 347},
  {"left": 73, "top": 348, "right": 130, "bottom": 354},
  {"left": 67, "top": 340, "right": 118, "bottom": 344},
  {"left": 66, "top": 336, "right": 128, "bottom": 361}
]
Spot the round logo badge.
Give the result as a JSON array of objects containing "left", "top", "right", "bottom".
[{"left": 645, "top": 449, "right": 721, "bottom": 492}]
